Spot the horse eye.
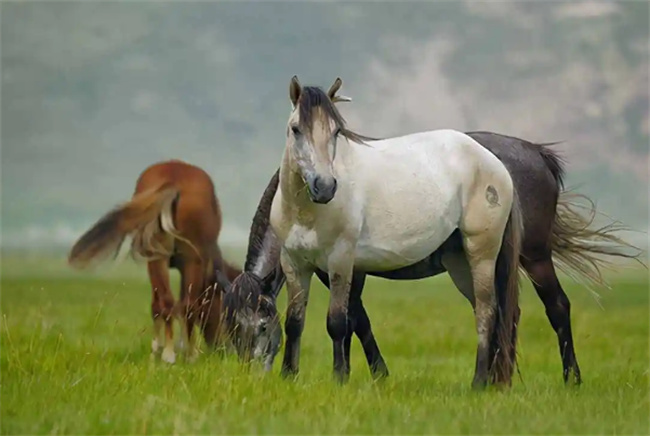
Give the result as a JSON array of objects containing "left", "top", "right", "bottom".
[
  {"left": 334, "top": 128, "right": 341, "bottom": 137},
  {"left": 291, "top": 125, "right": 301, "bottom": 136}
]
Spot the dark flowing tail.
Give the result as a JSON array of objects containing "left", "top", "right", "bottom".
[
  {"left": 68, "top": 183, "right": 187, "bottom": 269},
  {"left": 490, "top": 188, "right": 524, "bottom": 385},
  {"left": 550, "top": 191, "right": 646, "bottom": 294}
]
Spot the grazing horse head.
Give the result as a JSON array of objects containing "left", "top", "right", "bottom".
[
  {"left": 285, "top": 76, "right": 370, "bottom": 204},
  {"left": 217, "top": 267, "right": 284, "bottom": 371}
]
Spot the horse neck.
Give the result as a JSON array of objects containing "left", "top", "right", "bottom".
[
  {"left": 278, "top": 147, "right": 313, "bottom": 212},
  {"left": 209, "top": 243, "right": 242, "bottom": 282}
]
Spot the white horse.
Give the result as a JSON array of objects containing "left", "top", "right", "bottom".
[{"left": 269, "top": 76, "right": 524, "bottom": 388}]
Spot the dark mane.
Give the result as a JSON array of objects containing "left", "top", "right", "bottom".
[
  {"left": 297, "top": 86, "right": 379, "bottom": 144},
  {"left": 244, "top": 168, "right": 280, "bottom": 272},
  {"left": 224, "top": 271, "right": 264, "bottom": 315}
]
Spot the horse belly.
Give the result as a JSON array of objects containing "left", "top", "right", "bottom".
[{"left": 353, "top": 214, "right": 458, "bottom": 272}]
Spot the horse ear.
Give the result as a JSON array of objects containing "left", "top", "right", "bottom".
[
  {"left": 327, "top": 77, "right": 342, "bottom": 100},
  {"left": 215, "top": 268, "right": 232, "bottom": 292},
  {"left": 289, "top": 75, "right": 302, "bottom": 108},
  {"left": 261, "top": 266, "right": 285, "bottom": 300},
  {"left": 332, "top": 95, "right": 352, "bottom": 103}
]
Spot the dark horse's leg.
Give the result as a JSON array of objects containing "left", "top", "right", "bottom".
[
  {"left": 315, "top": 270, "right": 389, "bottom": 379},
  {"left": 523, "top": 256, "right": 581, "bottom": 385}
]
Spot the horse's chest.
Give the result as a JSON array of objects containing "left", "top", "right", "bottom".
[{"left": 283, "top": 224, "right": 329, "bottom": 265}]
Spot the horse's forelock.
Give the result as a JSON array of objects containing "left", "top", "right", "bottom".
[
  {"left": 297, "top": 86, "right": 377, "bottom": 145},
  {"left": 228, "top": 272, "right": 264, "bottom": 311}
]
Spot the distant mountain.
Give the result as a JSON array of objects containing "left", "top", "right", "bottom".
[{"left": 1, "top": 1, "right": 647, "bottom": 250}]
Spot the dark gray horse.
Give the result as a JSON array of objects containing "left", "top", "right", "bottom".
[{"left": 216, "top": 131, "right": 642, "bottom": 385}]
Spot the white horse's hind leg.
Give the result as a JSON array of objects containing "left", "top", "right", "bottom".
[
  {"left": 441, "top": 251, "right": 475, "bottom": 308},
  {"left": 460, "top": 182, "right": 513, "bottom": 388},
  {"left": 464, "top": 250, "right": 499, "bottom": 388}
]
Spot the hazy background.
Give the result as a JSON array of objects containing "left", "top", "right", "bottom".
[{"left": 2, "top": 1, "right": 648, "bottom": 256}]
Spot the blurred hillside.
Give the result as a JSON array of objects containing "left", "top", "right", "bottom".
[{"left": 1, "top": 1, "right": 648, "bottom": 252}]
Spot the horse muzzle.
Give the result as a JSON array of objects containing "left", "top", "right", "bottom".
[{"left": 306, "top": 174, "right": 337, "bottom": 204}]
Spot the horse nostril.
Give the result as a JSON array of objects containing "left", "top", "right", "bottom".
[{"left": 312, "top": 175, "right": 323, "bottom": 193}]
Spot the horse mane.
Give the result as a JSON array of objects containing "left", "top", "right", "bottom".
[
  {"left": 297, "top": 86, "right": 379, "bottom": 145},
  {"left": 244, "top": 168, "right": 280, "bottom": 272}
]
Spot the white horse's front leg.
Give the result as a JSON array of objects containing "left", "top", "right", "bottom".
[
  {"left": 280, "top": 248, "right": 313, "bottom": 379},
  {"left": 327, "top": 240, "right": 356, "bottom": 384}
]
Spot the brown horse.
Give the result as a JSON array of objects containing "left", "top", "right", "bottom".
[{"left": 68, "top": 160, "right": 242, "bottom": 364}]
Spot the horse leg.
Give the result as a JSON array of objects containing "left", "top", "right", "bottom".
[
  {"left": 147, "top": 259, "right": 176, "bottom": 364},
  {"left": 443, "top": 247, "right": 496, "bottom": 388},
  {"left": 316, "top": 270, "right": 389, "bottom": 379},
  {"left": 280, "top": 249, "right": 313, "bottom": 378},
  {"left": 178, "top": 258, "right": 205, "bottom": 363},
  {"left": 349, "top": 274, "right": 390, "bottom": 379},
  {"left": 199, "top": 283, "right": 223, "bottom": 350},
  {"left": 443, "top": 248, "right": 520, "bottom": 383},
  {"left": 326, "top": 243, "right": 356, "bottom": 384},
  {"left": 441, "top": 250, "right": 476, "bottom": 308},
  {"left": 523, "top": 256, "right": 581, "bottom": 385},
  {"left": 459, "top": 229, "right": 502, "bottom": 390}
]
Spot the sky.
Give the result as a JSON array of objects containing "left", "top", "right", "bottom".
[{"left": 1, "top": 1, "right": 648, "bottom": 251}]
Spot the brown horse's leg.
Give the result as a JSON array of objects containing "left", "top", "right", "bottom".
[
  {"left": 147, "top": 259, "right": 176, "bottom": 364},
  {"left": 523, "top": 257, "right": 581, "bottom": 385},
  {"left": 199, "top": 287, "right": 223, "bottom": 349},
  {"left": 178, "top": 258, "right": 205, "bottom": 362}
]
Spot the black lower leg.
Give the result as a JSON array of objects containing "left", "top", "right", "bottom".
[
  {"left": 281, "top": 315, "right": 303, "bottom": 378},
  {"left": 353, "top": 303, "right": 389, "bottom": 378},
  {"left": 327, "top": 309, "right": 351, "bottom": 384},
  {"left": 525, "top": 258, "right": 581, "bottom": 385},
  {"left": 317, "top": 270, "right": 389, "bottom": 380},
  {"left": 349, "top": 273, "right": 389, "bottom": 378}
]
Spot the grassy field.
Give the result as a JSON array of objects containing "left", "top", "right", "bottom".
[{"left": 1, "top": 254, "right": 648, "bottom": 435}]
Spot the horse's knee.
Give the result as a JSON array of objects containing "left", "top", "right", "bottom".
[
  {"left": 285, "top": 313, "right": 304, "bottom": 341},
  {"left": 158, "top": 296, "right": 175, "bottom": 321},
  {"left": 327, "top": 309, "right": 348, "bottom": 342}
]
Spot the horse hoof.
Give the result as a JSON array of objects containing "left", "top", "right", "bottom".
[
  {"left": 280, "top": 367, "right": 298, "bottom": 380},
  {"left": 186, "top": 350, "right": 199, "bottom": 363},
  {"left": 151, "top": 339, "right": 160, "bottom": 354},
  {"left": 162, "top": 349, "right": 176, "bottom": 364},
  {"left": 333, "top": 372, "right": 350, "bottom": 385},
  {"left": 564, "top": 372, "right": 582, "bottom": 387},
  {"left": 471, "top": 378, "right": 487, "bottom": 391},
  {"left": 370, "top": 362, "right": 390, "bottom": 380}
]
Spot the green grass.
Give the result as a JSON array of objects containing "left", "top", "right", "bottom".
[{"left": 1, "top": 255, "right": 648, "bottom": 434}]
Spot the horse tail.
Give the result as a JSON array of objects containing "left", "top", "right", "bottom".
[
  {"left": 491, "top": 186, "right": 524, "bottom": 385},
  {"left": 68, "top": 183, "right": 187, "bottom": 269},
  {"left": 549, "top": 191, "right": 646, "bottom": 292}
]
